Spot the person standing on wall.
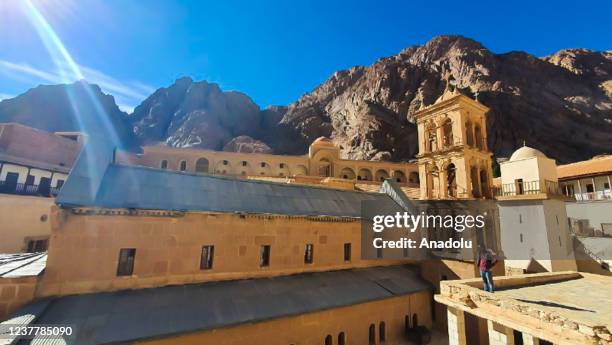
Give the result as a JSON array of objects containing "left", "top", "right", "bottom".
[{"left": 477, "top": 246, "right": 497, "bottom": 292}]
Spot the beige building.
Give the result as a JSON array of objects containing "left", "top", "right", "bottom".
[
  {"left": 496, "top": 146, "right": 577, "bottom": 274},
  {"left": 0, "top": 123, "right": 81, "bottom": 253},
  {"left": 117, "top": 136, "right": 421, "bottom": 186}
]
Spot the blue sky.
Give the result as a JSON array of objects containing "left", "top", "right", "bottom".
[{"left": 0, "top": 0, "right": 610, "bottom": 112}]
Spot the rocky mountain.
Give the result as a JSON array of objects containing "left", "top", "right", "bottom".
[
  {"left": 1, "top": 36, "right": 610, "bottom": 163},
  {"left": 280, "top": 36, "right": 612, "bottom": 163},
  {"left": 0, "top": 81, "right": 136, "bottom": 149}
]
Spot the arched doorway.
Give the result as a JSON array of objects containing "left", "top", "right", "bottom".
[
  {"left": 379, "top": 322, "right": 386, "bottom": 343},
  {"left": 447, "top": 163, "right": 457, "bottom": 198},
  {"left": 325, "top": 335, "right": 332, "bottom": 345},
  {"left": 430, "top": 166, "right": 440, "bottom": 198},
  {"left": 338, "top": 332, "right": 345, "bottom": 345},
  {"left": 375, "top": 169, "right": 389, "bottom": 182},
  {"left": 195, "top": 158, "right": 209, "bottom": 173},
  {"left": 339, "top": 167, "right": 356, "bottom": 180}
]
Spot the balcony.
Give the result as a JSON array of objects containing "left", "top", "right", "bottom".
[{"left": 493, "top": 180, "right": 567, "bottom": 200}]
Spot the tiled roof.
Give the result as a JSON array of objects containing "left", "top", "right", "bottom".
[
  {"left": 557, "top": 155, "right": 612, "bottom": 180},
  {"left": 6, "top": 265, "right": 430, "bottom": 345}
]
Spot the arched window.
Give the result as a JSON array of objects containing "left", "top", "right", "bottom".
[
  {"left": 405, "top": 315, "right": 410, "bottom": 332},
  {"left": 338, "top": 332, "right": 345, "bottom": 345},
  {"left": 470, "top": 166, "right": 481, "bottom": 198},
  {"left": 442, "top": 119, "right": 453, "bottom": 147},
  {"left": 426, "top": 122, "right": 437, "bottom": 152},
  {"left": 465, "top": 121, "right": 474, "bottom": 147},
  {"left": 393, "top": 170, "right": 407, "bottom": 183},
  {"left": 412, "top": 314, "right": 418, "bottom": 328},
  {"left": 474, "top": 124, "right": 483, "bottom": 150},
  {"left": 340, "top": 167, "right": 356, "bottom": 180},
  {"left": 379, "top": 322, "right": 386, "bottom": 343},
  {"left": 325, "top": 334, "right": 332, "bottom": 345},
  {"left": 195, "top": 158, "right": 209, "bottom": 173},
  {"left": 358, "top": 168, "right": 372, "bottom": 181},
  {"left": 368, "top": 324, "right": 376, "bottom": 345},
  {"left": 480, "top": 168, "right": 489, "bottom": 198},
  {"left": 160, "top": 160, "right": 168, "bottom": 169},
  {"left": 408, "top": 171, "right": 419, "bottom": 184},
  {"left": 179, "top": 160, "right": 187, "bottom": 171},
  {"left": 447, "top": 163, "right": 457, "bottom": 197},
  {"left": 375, "top": 169, "right": 389, "bottom": 182}
]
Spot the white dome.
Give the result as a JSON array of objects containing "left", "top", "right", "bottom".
[{"left": 509, "top": 146, "right": 547, "bottom": 161}]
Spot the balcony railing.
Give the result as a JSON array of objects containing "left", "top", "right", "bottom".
[
  {"left": 493, "top": 180, "right": 564, "bottom": 198},
  {"left": 574, "top": 190, "right": 612, "bottom": 201},
  {"left": 0, "top": 181, "right": 60, "bottom": 197}
]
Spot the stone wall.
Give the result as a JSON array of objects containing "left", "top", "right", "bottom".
[
  {"left": 0, "top": 277, "right": 37, "bottom": 320},
  {"left": 136, "top": 292, "right": 432, "bottom": 345},
  {"left": 38, "top": 207, "right": 410, "bottom": 297},
  {"left": 0, "top": 194, "right": 53, "bottom": 252}
]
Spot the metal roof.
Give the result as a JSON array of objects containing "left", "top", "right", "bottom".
[
  {"left": 8, "top": 265, "right": 430, "bottom": 345},
  {"left": 0, "top": 253, "right": 47, "bottom": 278},
  {"left": 57, "top": 164, "right": 399, "bottom": 218}
]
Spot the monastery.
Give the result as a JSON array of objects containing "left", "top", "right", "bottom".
[{"left": 0, "top": 81, "right": 611, "bottom": 345}]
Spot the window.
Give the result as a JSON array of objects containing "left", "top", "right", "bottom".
[
  {"left": 242, "top": 161, "right": 247, "bottom": 167},
  {"left": 344, "top": 243, "right": 351, "bottom": 262},
  {"left": 586, "top": 183, "right": 594, "bottom": 193},
  {"left": 605, "top": 182, "right": 611, "bottom": 190},
  {"left": 325, "top": 335, "right": 332, "bottom": 345},
  {"left": 338, "top": 332, "right": 345, "bottom": 345},
  {"left": 179, "top": 160, "right": 187, "bottom": 171},
  {"left": 520, "top": 234, "right": 523, "bottom": 243},
  {"left": 376, "top": 246, "right": 383, "bottom": 259},
  {"left": 368, "top": 324, "right": 376, "bottom": 345},
  {"left": 260, "top": 245, "right": 270, "bottom": 267},
  {"left": 260, "top": 162, "right": 266, "bottom": 168},
  {"left": 26, "top": 239, "right": 48, "bottom": 252},
  {"left": 379, "top": 322, "right": 386, "bottom": 343},
  {"left": 403, "top": 247, "right": 409, "bottom": 257},
  {"left": 117, "top": 248, "right": 136, "bottom": 276},
  {"left": 200, "top": 245, "right": 214, "bottom": 270},
  {"left": 160, "top": 160, "right": 168, "bottom": 169},
  {"left": 519, "top": 214, "right": 522, "bottom": 223},
  {"left": 280, "top": 163, "right": 285, "bottom": 168},
  {"left": 223, "top": 160, "right": 229, "bottom": 165},
  {"left": 304, "top": 244, "right": 314, "bottom": 264}
]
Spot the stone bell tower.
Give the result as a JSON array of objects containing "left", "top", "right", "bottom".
[{"left": 413, "top": 74, "right": 494, "bottom": 200}]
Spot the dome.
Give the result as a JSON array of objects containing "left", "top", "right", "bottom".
[
  {"left": 311, "top": 136, "right": 335, "bottom": 147},
  {"left": 509, "top": 146, "right": 547, "bottom": 161}
]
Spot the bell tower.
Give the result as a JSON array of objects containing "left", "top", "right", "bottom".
[{"left": 413, "top": 74, "right": 493, "bottom": 200}]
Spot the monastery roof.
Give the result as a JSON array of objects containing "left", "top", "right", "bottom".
[
  {"left": 557, "top": 154, "right": 612, "bottom": 179},
  {"left": 56, "top": 163, "right": 400, "bottom": 218},
  {"left": 5, "top": 265, "right": 431, "bottom": 345},
  {"left": 509, "top": 145, "right": 547, "bottom": 161},
  {"left": 0, "top": 123, "right": 80, "bottom": 170},
  {"left": 0, "top": 252, "right": 47, "bottom": 278},
  {"left": 311, "top": 136, "right": 336, "bottom": 147}
]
